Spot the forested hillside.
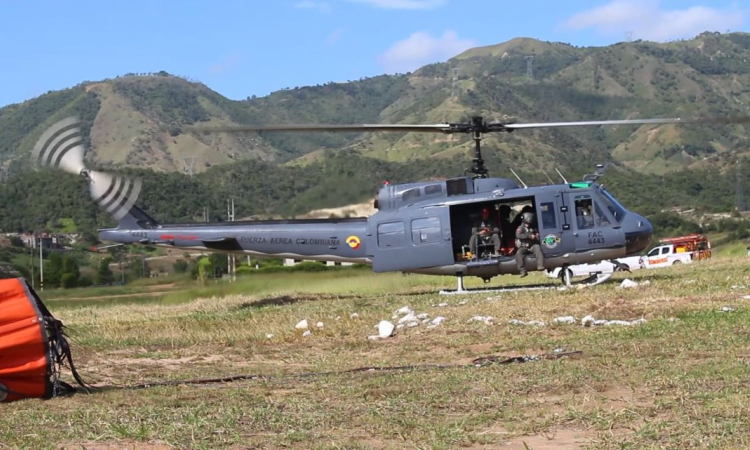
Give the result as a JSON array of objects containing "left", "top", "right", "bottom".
[{"left": 1, "top": 32, "right": 750, "bottom": 235}]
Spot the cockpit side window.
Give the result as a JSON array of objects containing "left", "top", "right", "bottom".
[
  {"left": 599, "top": 189, "right": 627, "bottom": 223},
  {"left": 647, "top": 248, "right": 659, "bottom": 257}
]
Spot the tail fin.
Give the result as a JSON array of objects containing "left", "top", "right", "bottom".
[{"left": 116, "top": 204, "right": 159, "bottom": 230}]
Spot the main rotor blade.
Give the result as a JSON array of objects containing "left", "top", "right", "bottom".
[
  {"left": 504, "top": 116, "right": 750, "bottom": 129},
  {"left": 189, "top": 123, "right": 450, "bottom": 133},
  {"left": 503, "top": 118, "right": 686, "bottom": 129}
]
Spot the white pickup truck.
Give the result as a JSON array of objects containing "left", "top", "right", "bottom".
[
  {"left": 549, "top": 234, "right": 712, "bottom": 279},
  {"left": 547, "top": 256, "right": 641, "bottom": 280}
]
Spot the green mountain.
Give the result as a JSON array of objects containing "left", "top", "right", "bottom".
[
  {"left": 3, "top": 32, "right": 750, "bottom": 178},
  {"left": 1, "top": 32, "right": 750, "bottom": 234}
]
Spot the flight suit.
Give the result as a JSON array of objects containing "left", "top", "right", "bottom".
[{"left": 515, "top": 222, "right": 545, "bottom": 274}]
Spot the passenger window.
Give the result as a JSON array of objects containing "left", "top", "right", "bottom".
[
  {"left": 648, "top": 248, "right": 659, "bottom": 257},
  {"left": 540, "top": 202, "right": 556, "bottom": 229},
  {"left": 574, "top": 195, "right": 595, "bottom": 229},
  {"left": 402, "top": 188, "right": 421, "bottom": 203},
  {"left": 377, "top": 221, "right": 405, "bottom": 248},
  {"left": 424, "top": 184, "right": 442, "bottom": 195},
  {"left": 661, "top": 247, "right": 670, "bottom": 255},
  {"left": 411, "top": 217, "right": 441, "bottom": 244}
]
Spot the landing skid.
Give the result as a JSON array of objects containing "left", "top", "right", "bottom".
[
  {"left": 439, "top": 270, "right": 613, "bottom": 295},
  {"left": 561, "top": 270, "right": 613, "bottom": 288}
]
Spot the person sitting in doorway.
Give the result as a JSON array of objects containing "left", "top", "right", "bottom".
[
  {"left": 470, "top": 206, "right": 501, "bottom": 258},
  {"left": 515, "top": 212, "right": 545, "bottom": 277}
]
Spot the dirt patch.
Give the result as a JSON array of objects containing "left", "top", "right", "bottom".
[
  {"left": 60, "top": 442, "right": 173, "bottom": 450},
  {"left": 502, "top": 428, "right": 597, "bottom": 450}
]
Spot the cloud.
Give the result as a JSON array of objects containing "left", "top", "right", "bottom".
[
  {"left": 294, "top": 1, "right": 331, "bottom": 13},
  {"left": 380, "top": 30, "right": 476, "bottom": 73},
  {"left": 561, "top": 1, "right": 746, "bottom": 41},
  {"left": 347, "top": 0, "right": 446, "bottom": 10},
  {"left": 208, "top": 52, "right": 243, "bottom": 76},
  {"left": 326, "top": 28, "right": 345, "bottom": 45}
]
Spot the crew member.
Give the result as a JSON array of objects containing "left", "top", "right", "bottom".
[
  {"left": 498, "top": 204, "right": 514, "bottom": 249},
  {"left": 515, "top": 212, "right": 545, "bottom": 277},
  {"left": 470, "top": 206, "right": 501, "bottom": 258}
]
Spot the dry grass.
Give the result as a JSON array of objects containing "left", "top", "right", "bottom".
[{"left": 3, "top": 258, "right": 750, "bottom": 449}]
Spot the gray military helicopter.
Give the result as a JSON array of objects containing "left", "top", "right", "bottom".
[{"left": 32, "top": 115, "right": 739, "bottom": 288}]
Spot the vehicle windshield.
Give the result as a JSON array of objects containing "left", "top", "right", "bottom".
[{"left": 598, "top": 188, "right": 627, "bottom": 223}]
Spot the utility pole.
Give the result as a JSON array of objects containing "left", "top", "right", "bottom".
[
  {"left": 738, "top": 158, "right": 746, "bottom": 212},
  {"left": 39, "top": 237, "right": 44, "bottom": 292},
  {"left": 227, "top": 198, "right": 236, "bottom": 282},
  {"left": 30, "top": 241, "right": 34, "bottom": 290}
]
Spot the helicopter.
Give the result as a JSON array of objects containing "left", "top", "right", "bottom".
[{"left": 31, "top": 115, "right": 746, "bottom": 288}]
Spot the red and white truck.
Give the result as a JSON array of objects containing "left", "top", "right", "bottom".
[{"left": 639, "top": 234, "right": 712, "bottom": 268}]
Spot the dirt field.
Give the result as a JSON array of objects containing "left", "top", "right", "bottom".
[{"left": 3, "top": 259, "right": 750, "bottom": 449}]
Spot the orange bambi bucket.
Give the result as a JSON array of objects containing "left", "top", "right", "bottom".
[{"left": 0, "top": 278, "right": 86, "bottom": 402}]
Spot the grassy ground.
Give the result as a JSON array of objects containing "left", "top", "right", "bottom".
[{"left": 3, "top": 258, "right": 750, "bottom": 449}]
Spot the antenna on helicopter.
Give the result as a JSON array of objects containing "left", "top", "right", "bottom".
[
  {"left": 555, "top": 168, "right": 569, "bottom": 184},
  {"left": 542, "top": 171, "right": 554, "bottom": 184},
  {"left": 509, "top": 168, "right": 528, "bottom": 188}
]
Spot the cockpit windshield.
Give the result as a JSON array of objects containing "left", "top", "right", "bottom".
[{"left": 598, "top": 188, "right": 627, "bottom": 223}]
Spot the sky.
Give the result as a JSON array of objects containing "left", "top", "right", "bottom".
[{"left": 0, "top": 0, "right": 747, "bottom": 108}]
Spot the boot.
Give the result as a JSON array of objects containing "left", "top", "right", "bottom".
[{"left": 519, "top": 270, "right": 528, "bottom": 278}]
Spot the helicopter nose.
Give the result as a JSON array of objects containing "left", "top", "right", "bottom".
[{"left": 624, "top": 213, "right": 653, "bottom": 255}]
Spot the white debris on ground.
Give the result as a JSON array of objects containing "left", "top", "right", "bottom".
[
  {"left": 642, "top": 280, "right": 651, "bottom": 286},
  {"left": 397, "top": 312, "right": 416, "bottom": 324},
  {"left": 295, "top": 319, "right": 309, "bottom": 330},
  {"left": 731, "top": 285, "right": 747, "bottom": 290},
  {"left": 417, "top": 313, "right": 429, "bottom": 320},
  {"left": 720, "top": 306, "right": 736, "bottom": 313},
  {"left": 667, "top": 317, "right": 679, "bottom": 322},
  {"left": 335, "top": 316, "right": 341, "bottom": 321},
  {"left": 266, "top": 333, "right": 274, "bottom": 339},
  {"left": 742, "top": 295, "right": 750, "bottom": 300},
  {"left": 316, "top": 321, "right": 324, "bottom": 329},
  {"left": 458, "top": 300, "right": 468, "bottom": 305},
  {"left": 395, "top": 306, "right": 413, "bottom": 315},
  {"left": 438, "top": 302, "right": 449, "bottom": 307},
  {"left": 582, "top": 314, "right": 647, "bottom": 327},
  {"left": 369, "top": 320, "right": 396, "bottom": 341},
  {"left": 429, "top": 317, "right": 446, "bottom": 327},
  {"left": 553, "top": 316, "right": 576, "bottom": 324},
  {"left": 468, "top": 316, "right": 494, "bottom": 325},
  {"left": 302, "top": 330, "right": 312, "bottom": 337},
  {"left": 508, "top": 319, "right": 546, "bottom": 327},
  {"left": 620, "top": 279, "right": 639, "bottom": 288},
  {"left": 350, "top": 313, "right": 359, "bottom": 319}
]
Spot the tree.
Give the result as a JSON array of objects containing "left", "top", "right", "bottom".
[
  {"left": 9, "top": 236, "right": 23, "bottom": 247},
  {"left": 96, "top": 257, "right": 114, "bottom": 285},
  {"left": 61, "top": 255, "right": 80, "bottom": 288},
  {"left": 197, "top": 257, "right": 212, "bottom": 284},
  {"left": 173, "top": 259, "right": 189, "bottom": 273}
]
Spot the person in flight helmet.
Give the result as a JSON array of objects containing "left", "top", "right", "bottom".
[
  {"left": 515, "top": 211, "right": 544, "bottom": 277},
  {"left": 470, "top": 206, "right": 501, "bottom": 258}
]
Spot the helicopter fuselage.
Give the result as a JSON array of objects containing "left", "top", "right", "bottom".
[{"left": 98, "top": 176, "right": 652, "bottom": 280}]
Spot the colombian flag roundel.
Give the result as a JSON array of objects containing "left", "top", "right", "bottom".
[{"left": 346, "top": 235, "right": 361, "bottom": 250}]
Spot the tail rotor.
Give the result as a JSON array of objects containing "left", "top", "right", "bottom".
[{"left": 32, "top": 116, "right": 141, "bottom": 220}]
